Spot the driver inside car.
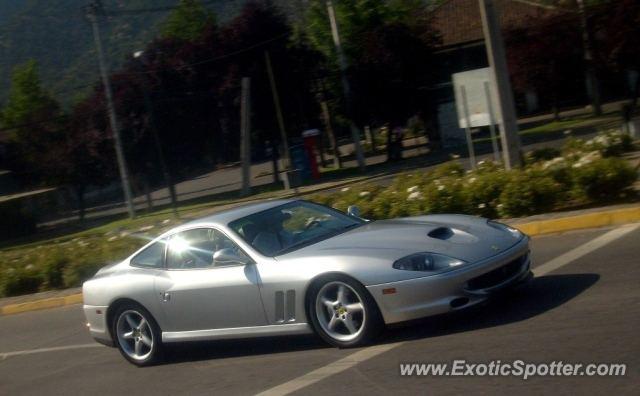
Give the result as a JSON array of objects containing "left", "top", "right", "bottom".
[{"left": 251, "top": 211, "right": 294, "bottom": 255}]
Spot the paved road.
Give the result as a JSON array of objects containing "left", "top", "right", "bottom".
[{"left": 1, "top": 225, "right": 638, "bottom": 395}]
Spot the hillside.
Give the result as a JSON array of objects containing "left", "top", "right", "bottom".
[{"left": 0, "top": 0, "right": 249, "bottom": 107}]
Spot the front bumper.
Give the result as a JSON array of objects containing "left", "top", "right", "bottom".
[
  {"left": 83, "top": 304, "right": 114, "bottom": 346},
  {"left": 366, "top": 237, "right": 531, "bottom": 324}
]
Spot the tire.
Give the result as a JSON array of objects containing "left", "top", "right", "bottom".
[
  {"left": 307, "top": 275, "right": 383, "bottom": 348},
  {"left": 111, "top": 302, "right": 163, "bottom": 366}
]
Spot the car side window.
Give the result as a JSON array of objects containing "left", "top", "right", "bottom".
[
  {"left": 130, "top": 240, "right": 166, "bottom": 268},
  {"left": 166, "top": 228, "right": 249, "bottom": 270}
]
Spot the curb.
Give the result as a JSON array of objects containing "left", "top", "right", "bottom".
[
  {"left": 2, "top": 205, "right": 639, "bottom": 316},
  {"left": 0, "top": 293, "right": 83, "bottom": 316},
  {"left": 510, "top": 206, "right": 640, "bottom": 236}
]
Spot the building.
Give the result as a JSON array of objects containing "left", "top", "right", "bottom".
[{"left": 429, "top": 0, "right": 566, "bottom": 146}]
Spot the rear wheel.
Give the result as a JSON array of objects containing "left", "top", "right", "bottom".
[
  {"left": 308, "top": 276, "right": 382, "bottom": 348},
  {"left": 112, "top": 303, "right": 163, "bottom": 366}
]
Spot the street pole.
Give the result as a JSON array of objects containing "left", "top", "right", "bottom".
[
  {"left": 460, "top": 86, "right": 477, "bottom": 170},
  {"left": 576, "top": 0, "right": 602, "bottom": 116},
  {"left": 264, "top": 50, "right": 291, "bottom": 170},
  {"left": 240, "top": 77, "right": 252, "bottom": 197},
  {"left": 326, "top": 0, "right": 365, "bottom": 171},
  {"left": 483, "top": 80, "right": 501, "bottom": 163},
  {"left": 86, "top": 0, "right": 136, "bottom": 218},
  {"left": 318, "top": 91, "right": 342, "bottom": 169},
  {"left": 479, "top": 0, "right": 522, "bottom": 169}
]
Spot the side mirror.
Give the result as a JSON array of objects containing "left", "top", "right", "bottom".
[
  {"left": 212, "top": 248, "right": 250, "bottom": 266},
  {"left": 347, "top": 205, "right": 361, "bottom": 218}
]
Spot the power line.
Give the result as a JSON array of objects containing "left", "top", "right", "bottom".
[{"left": 115, "top": 32, "right": 290, "bottom": 77}]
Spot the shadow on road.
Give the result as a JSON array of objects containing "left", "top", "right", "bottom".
[
  {"left": 159, "top": 273, "right": 598, "bottom": 365},
  {"left": 162, "top": 333, "right": 328, "bottom": 365},
  {"left": 384, "top": 273, "right": 600, "bottom": 342}
]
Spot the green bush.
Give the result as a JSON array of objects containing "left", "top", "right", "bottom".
[
  {"left": 526, "top": 147, "right": 562, "bottom": 164},
  {"left": 571, "top": 157, "right": 637, "bottom": 201},
  {"left": 0, "top": 266, "right": 44, "bottom": 297},
  {"left": 40, "top": 249, "right": 71, "bottom": 289},
  {"left": 498, "top": 171, "right": 560, "bottom": 217},
  {"left": 462, "top": 169, "right": 508, "bottom": 218}
]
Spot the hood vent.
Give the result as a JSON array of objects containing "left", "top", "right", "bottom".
[
  {"left": 428, "top": 227, "right": 479, "bottom": 244},
  {"left": 428, "top": 227, "right": 454, "bottom": 240}
]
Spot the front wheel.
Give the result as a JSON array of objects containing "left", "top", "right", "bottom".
[
  {"left": 112, "top": 303, "right": 163, "bottom": 366},
  {"left": 308, "top": 276, "right": 383, "bottom": 348}
]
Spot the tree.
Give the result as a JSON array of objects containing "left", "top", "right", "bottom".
[
  {"left": 160, "top": 0, "right": 216, "bottom": 42},
  {"left": 505, "top": 13, "right": 584, "bottom": 119},
  {"left": 303, "top": 0, "right": 439, "bottom": 160},
  {"left": 0, "top": 60, "right": 65, "bottom": 184},
  {"left": 59, "top": 97, "right": 115, "bottom": 219},
  {"left": 592, "top": 0, "right": 640, "bottom": 116}
]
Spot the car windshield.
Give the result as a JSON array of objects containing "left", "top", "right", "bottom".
[{"left": 228, "top": 201, "right": 365, "bottom": 256}]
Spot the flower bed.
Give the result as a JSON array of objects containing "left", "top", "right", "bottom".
[{"left": 309, "top": 129, "right": 638, "bottom": 219}]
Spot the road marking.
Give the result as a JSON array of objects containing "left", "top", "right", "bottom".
[
  {"left": 0, "top": 343, "right": 104, "bottom": 359},
  {"left": 257, "top": 224, "right": 639, "bottom": 395},
  {"left": 255, "top": 342, "right": 402, "bottom": 396},
  {"left": 533, "top": 223, "right": 640, "bottom": 277}
]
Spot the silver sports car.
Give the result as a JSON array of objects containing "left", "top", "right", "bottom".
[{"left": 83, "top": 199, "right": 532, "bottom": 365}]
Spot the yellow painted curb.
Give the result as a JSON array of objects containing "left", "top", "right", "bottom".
[
  {"left": 0, "top": 293, "right": 83, "bottom": 316},
  {"left": 509, "top": 206, "right": 640, "bottom": 236},
  {"left": 1, "top": 206, "right": 639, "bottom": 316}
]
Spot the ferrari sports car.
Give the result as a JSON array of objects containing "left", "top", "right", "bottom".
[{"left": 83, "top": 199, "right": 532, "bottom": 365}]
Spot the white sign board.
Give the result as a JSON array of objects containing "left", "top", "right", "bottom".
[{"left": 452, "top": 68, "right": 501, "bottom": 129}]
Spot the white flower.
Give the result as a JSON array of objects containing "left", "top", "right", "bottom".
[
  {"left": 478, "top": 203, "right": 486, "bottom": 209},
  {"left": 478, "top": 160, "right": 486, "bottom": 166},
  {"left": 437, "top": 185, "right": 445, "bottom": 191},
  {"left": 162, "top": 219, "right": 171, "bottom": 225},
  {"left": 468, "top": 177, "right": 477, "bottom": 184},
  {"left": 108, "top": 236, "right": 118, "bottom": 242},
  {"left": 451, "top": 154, "right": 460, "bottom": 159},
  {"left": 407, "top": 185, "right": 419, "bottom": 193},
  {"left": 407, "top": 191, "right": 423, "bottom": 201},
  {"left": 497, "top": 203, "right": 504, "bottom": 209},
  {"left": 359, "top": 191, "right": 370, "bottom": 197},
  {"left": 341, "top": 187, "right": 350, "bottom": 192},
  {"left": 120, "top": 231, "right": 131, "bottom": 238},
  {"left": 139, "top": 225, "right": 154, "bottom": 232},
  {"left": 563, "top": 129, "right": 572, "bottom": 135}
]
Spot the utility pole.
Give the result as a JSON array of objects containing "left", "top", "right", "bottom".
[
  {"left": 326, "top": 0, "right": 365, "bottom": 171},
  {"left": 240, "top": 77, "right": 252, "bottom": 197},
  {"left": 479, "top": 0, "right": 522, "bottom": 169},
  {"left": 86, "top": 0, "right": 136, "bottom": 218},
  {"left": 317, "top": 91, "right": 342, "bottom": 169},
  {"left": 264, "top": 50, "right": 291, "bottom": 170},
  {"left": 576, "top": 0, "right": 602, "bottom": 116}
]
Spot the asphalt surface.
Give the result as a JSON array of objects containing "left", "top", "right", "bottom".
[{"left": 1, "top": 225, "right": 638, "bottom": 395}]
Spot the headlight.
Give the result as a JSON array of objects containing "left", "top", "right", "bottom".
[
  {"left": 393, "top": 253, "right": 466, "bottom": 273},
  {"left": 487, "top": 220, "right": 522, "bottom": 239}
]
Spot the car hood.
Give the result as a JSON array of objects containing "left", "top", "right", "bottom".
[{"left": 278, "top": 215, "right": 522, "bottom": 264}]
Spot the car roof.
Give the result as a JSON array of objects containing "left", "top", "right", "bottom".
[{"left": 184, "top": 198, "right": 295, "bottom": 227}]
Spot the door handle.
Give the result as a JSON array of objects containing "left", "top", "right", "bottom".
[{"left": 161, "top": 292, "right": 171, "bottom": 302}]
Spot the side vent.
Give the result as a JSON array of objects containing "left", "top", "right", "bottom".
[
  {"left": 275, "top": 290, "right": 296, "bottom": 323},
  {"left": 275, "top": 291, "right": 285, "bottom": 322},
  {"left": 286, "top": 290, "right": 296, "bottom": 321}
]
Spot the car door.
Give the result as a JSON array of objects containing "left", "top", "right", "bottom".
[{"left": 154, "top": 227, "right": 267, "bottom": 332}]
